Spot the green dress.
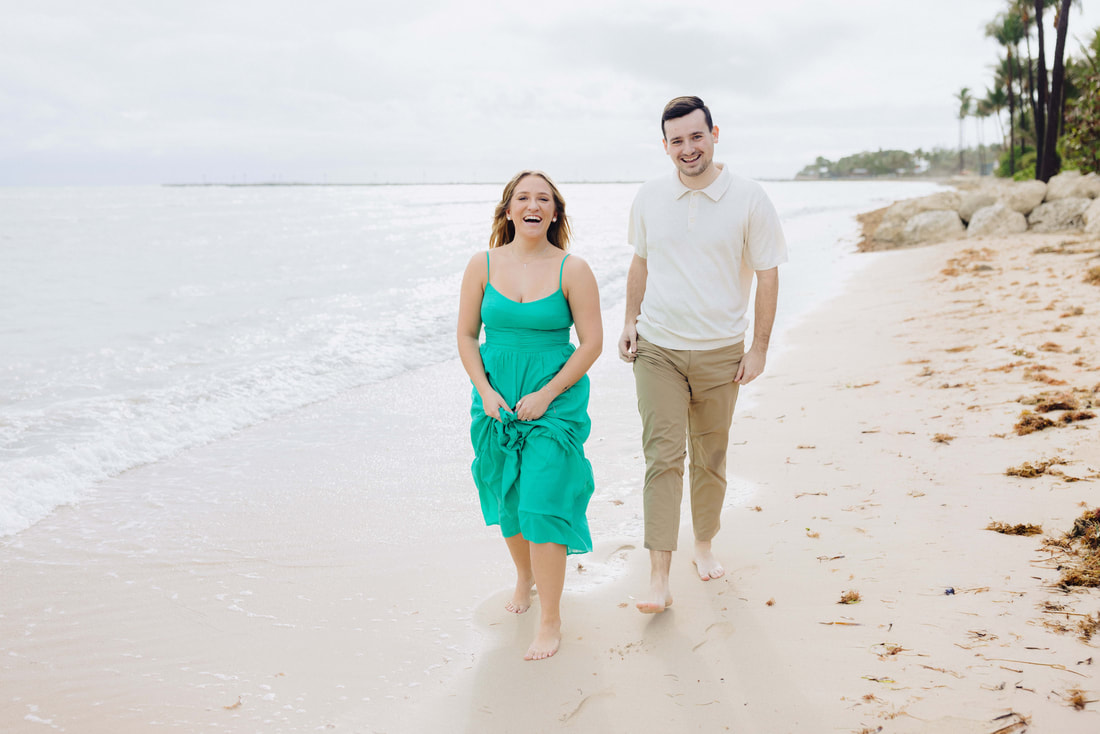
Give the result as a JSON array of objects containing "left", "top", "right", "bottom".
[{"left": 470, "top": 252, "right": 594, "bottom": 555}]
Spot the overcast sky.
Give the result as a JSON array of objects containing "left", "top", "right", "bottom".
[{"left": 3, "top": 0, "right": 1099, "bottom": 185}]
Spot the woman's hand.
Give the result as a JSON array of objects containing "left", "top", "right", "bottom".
[
  {"left": 515, "top": 387, "right": 554, "bottom": 421},
  {"left": 479, "top": 388, "right": 511, "bottom": 422}
]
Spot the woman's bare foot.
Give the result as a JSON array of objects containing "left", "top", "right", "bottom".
[
  {"left": 505, "top": 575, "right": 534, "bottom": 613},
  {"left": 524, "top": 619, "right": 561, "bottom": 661},
  {"left": 693, "top": 540, "right": 725, "bottom": 580}
]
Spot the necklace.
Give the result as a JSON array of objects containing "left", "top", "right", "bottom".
[{"left": 514, "top": 243, "right": 552, "bottom": 268}]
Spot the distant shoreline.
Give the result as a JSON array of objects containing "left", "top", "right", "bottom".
[
  {"left": 161, "top": 177, "right": 958, "bottom": 188},
  {"left": 161, "top": 180, "right": 647, "bottom": 188}
]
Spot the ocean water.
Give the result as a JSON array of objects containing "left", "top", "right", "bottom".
[{"left": 0, "top": 179, "right": 943, "bottom": 539}]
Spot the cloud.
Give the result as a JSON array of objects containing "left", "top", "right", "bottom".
[{"left": 3, "top": 0, "right": 1100, "bottom": 183}]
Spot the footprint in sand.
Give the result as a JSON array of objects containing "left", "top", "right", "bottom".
[
  {"left": 692, "top": 621, "right": 735, "bottom": 652},
  {"left": 606, "top": 544, "right": 635, "bottom": 561}
]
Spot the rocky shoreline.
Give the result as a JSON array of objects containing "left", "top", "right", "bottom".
[{"left": 859, "top": 170, "right": 1100, "bottom": 251}]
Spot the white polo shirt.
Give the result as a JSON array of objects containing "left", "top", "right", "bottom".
[{"left": 628, "top": 164, "right": 787, "bottom": 350}]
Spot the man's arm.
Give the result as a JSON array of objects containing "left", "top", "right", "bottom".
[
  {"left": 734, "top": 266, "right": 778, "bottom": 384},
  {"left": 617, "top": 254, "right": 648, "bottom": 362}
]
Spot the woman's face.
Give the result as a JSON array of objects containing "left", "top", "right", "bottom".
[{"left": 506, "top": 175, "right": 556, "bottom": 240}]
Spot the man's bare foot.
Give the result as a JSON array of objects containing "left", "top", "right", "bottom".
[
  {"left": 505, "top": 576, "right": 534, "bottom": 613},
  {"left": 693, "top": 541, "right": 725, "bottom": 580},
  {"left": 638, "top": 549, "right": 673, "bottom": 613},
  {"left": 524, "top": 620, "right": 561, "bottom": 661},
  {"left": 636, "top": 575, "right": 673, "bottom": 614},
  {"left": 635, "top": 595, "right": 673, "bottom": 614}
]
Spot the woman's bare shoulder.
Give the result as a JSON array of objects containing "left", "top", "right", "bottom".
[
  {"left": 562, "top": 252, "right": 593, "bottom": 275},
  {"left": 464, "top": 249, "right": 490, "bottom": 271}
]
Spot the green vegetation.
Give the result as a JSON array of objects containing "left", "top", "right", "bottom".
[
  {"left": 796, "top": 146, "right": 1001, "bottom": 180},
  {"left": 984, "top": 1, "right": 1096, "bottom": 180},
  {"left": 799, "top": 5, "right": 1099, "bottom": 181},
  {"left": 1061, "top": 28, "right": 1100, "bottom": 173}
]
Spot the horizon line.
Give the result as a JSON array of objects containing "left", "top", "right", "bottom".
[
  {"left": 161, "top": 175, "right": 948, "bottom": 188},
  {"left": 161, "top": 180, "right": 650, "bottom": 187}
]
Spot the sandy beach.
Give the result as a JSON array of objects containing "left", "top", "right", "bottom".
[{"left": 3, "top": 219, "right": 1099, "bottom": 732}]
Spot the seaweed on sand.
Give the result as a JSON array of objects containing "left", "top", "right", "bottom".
[
  {"left": 1060, "top": 410, "right": 1096, "bottom": 425},
  {"left": 1034, "top": 393, "right": 1081, "bottom": 412},
  {"left": 988, "top": 711, "right": 1030, "bottom": 734},
  {"left": 1020, "top": 387, "right": 1098, "bottom": 410},
  {"left": 1077, "top": 613, "right": 1100, "bottom": 643},
  {"left": 1015, "top": 411, "right": 1056, "bottom": 435},
  {"left": 838, "top": 590, "right": 861, "bottom": 605},
  {"left": 1068, "top": 508, "right": 1100, "bottom": 550},
  {"left": 1005, "top": 457, "right": 1067, "bottom": 477},
  {"left": 987, "top": 521, "right": 1043, "bottom": 536},
  {"left": 1023, "top": 368, "right": 1067, "bottom": 385},
  {"left": 1066, "top": 689, "right": 1094, "bottom": 710},
  {"left": 1010, "top": 402, "right": 1092, "bottom": 435},
  {"left": 1045, "top": 507, "right": 1100, "bottom": 589}
]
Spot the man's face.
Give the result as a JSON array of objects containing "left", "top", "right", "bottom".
[{"left": 662, "top": 109, "right": 719, "bottom": 180}]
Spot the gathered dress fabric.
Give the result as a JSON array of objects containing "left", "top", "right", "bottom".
[{"left": 470, "top": 252, "right": 594, "bottom": 555}]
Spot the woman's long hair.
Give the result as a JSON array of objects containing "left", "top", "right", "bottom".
[{"left": 489, "top": 170, "right": 572, "bottom": 250}]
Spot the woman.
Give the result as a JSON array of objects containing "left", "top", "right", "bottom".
[{"left": 457, "top": 170, "right": 602, "bottom": 661}]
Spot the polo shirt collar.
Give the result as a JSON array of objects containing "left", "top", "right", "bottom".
[{"left": 673, "top": 163, "right": 731, "bottom": 202}]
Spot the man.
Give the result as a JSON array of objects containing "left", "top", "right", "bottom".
[{"left": 618, "top": 96, "right": 787, "bottom": 614}]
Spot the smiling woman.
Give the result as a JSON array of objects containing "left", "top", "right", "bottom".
[
  {"left": 455, "top": 170, "right": 603, "bottom": 662},
  {"left": 487, "top": 170, "right": 573, "bottom": 255}
]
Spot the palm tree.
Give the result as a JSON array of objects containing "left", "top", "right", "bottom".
[
  {"left": 1033, "top": 0, "right": 1081, "bottom": 180},
  {"left": 986, "top": 11, "right": 1026, "bottom": 174},
  {"left": 956, "top": 87, "right": 973, "bottom": 173},
  {"left": 1014, "top": 1, "right": 1039, "bottom": 148},
  {"left": 975, "top": 97, "right": 993, "bottom": 174},
  {"left": 984, "top": 86, "right": 1009, "bottom": 144}
]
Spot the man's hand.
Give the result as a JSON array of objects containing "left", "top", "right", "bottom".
[
  {"left": 734, "top": 345, "right": 766, "bottom": 384},
  {"left": 618, "top": 324, "right": 638, "bottom": 363}
]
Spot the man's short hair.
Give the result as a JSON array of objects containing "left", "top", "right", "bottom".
[{"left": 661, "top": 96, "right": 713, "bottom": 138}]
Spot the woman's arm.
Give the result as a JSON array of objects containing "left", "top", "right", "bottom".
[
  {"left": 514, "top": 256, "right": 603, "bottom": 421},
  {"left": 457, "top": 252, "right": 510, "bottom": 421}
]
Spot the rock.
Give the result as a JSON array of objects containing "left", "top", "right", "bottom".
[
  {"left": 905, "top": 191, "right": 963, "bottom": 216},
  {"left": 1045, "top": 170, "right": 1100, "bottom": 200},
  {"left": 966, "top": 204, "right": 1028, "bottom": 237},
  {"left": 1027, "top": 197, "right": 1091, "bottom": 232},
  {"left": 874, "top": 217, "right": 907, "bottom": 243},
  {"left": 875, "top": 191, "right": 962, "bottom": 242},
  {"left": 958, "top": 190, "right": 998, "bottom": 223},
  {"left": 998, "top": 180, "right": 1047, "bottom": 215},
  {"left": 1084, "top": 198, "right": 1100, "bottom": 235},
  {"left": 1083, "top": 172, "right": 1100, "bottom": 199},
  {"left": 899, "top": 210, "right": 965, "bottom": 245}
]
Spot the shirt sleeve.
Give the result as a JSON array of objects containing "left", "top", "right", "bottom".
[
  {"left": 745, "top": 187, "right": 788, "bottom": 271},
  {"left": 627, "top": 189, "right": 647, "bottom": 258}
]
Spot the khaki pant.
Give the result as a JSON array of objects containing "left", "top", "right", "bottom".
[{"left": 633, "top": 337, "right": 744, "bottom": 551}]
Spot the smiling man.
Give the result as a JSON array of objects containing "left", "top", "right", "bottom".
[{"left": 618, "top": 96, "right": 788, "bottom": 614}]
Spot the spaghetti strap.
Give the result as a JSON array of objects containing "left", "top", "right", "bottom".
[
  {"left": 485, "top": 250, "right": 491, "bottom": 277},
  {"left": 558, "top": 253, "right": 570, "bottom": 289}
]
